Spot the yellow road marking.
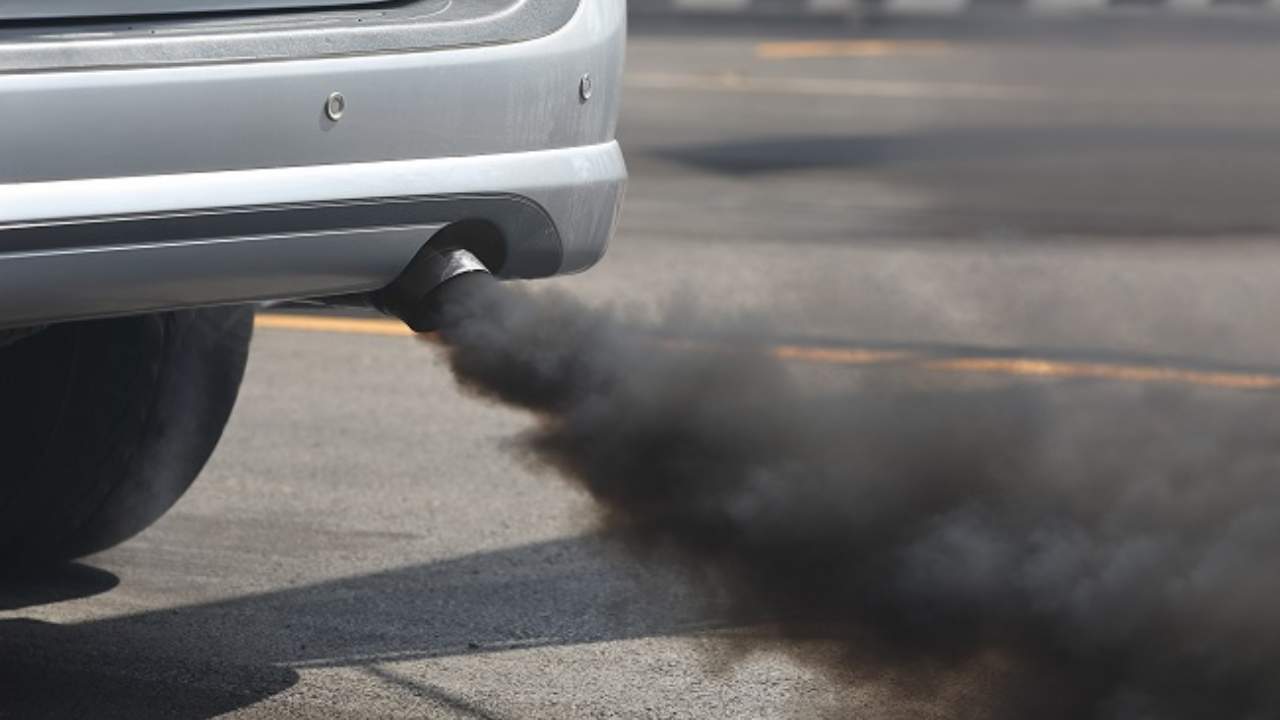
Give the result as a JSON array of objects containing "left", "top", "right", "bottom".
[
  {"left": 624, "top": 71, "right": 1044, "bottom": 101},
  {"left": 255, "top": 313, "right": 413, "bottom": 337},
  {"left": 254, "top": 313, "right": 1280, "bottom": 392},
  {"left": 756, "top": 40, "right": 951, "bottom": 61},
  {"left": 771, "top": 344, "right": 912, "bottom": 365},
  {"left": 922, "top": 357, "right": 1280, "bottom": 391},
  {"left": 627, "top": 72, "right": 1280, "bottom": 110}
]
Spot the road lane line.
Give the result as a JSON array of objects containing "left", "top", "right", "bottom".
[
  {"left": 254, "top": 314, "right": 1280, "bottom": 391},
  {"left": 922, "top": 357, "right": 1280, "bottom": 390},
  {"left": 625, "top": 71, "right": 1280, "bottom": 109},
  {"left": 255, "top": 313, "right": 413, "bottom": 337},
  {"left": 755, "top": 40, "right": 951, "bottom": 60},
  {"left": 624, "top": 71, "right": 1045, "bottom": 100},
  {"left": 772, "top": 344, "right": 912, "bottom": 365}
]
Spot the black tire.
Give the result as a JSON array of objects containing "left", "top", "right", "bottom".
[{"left": 0, "top": 306, "right": 253, "bottom": 564}]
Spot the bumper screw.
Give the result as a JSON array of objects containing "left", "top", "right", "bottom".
[
  {"left": 325, "top": 92, "right": 346, "bottom": 121},
  {"left": 579, "top": 74, "right": 594, "bottom": 103}
]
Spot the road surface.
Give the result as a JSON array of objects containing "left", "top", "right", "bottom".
[{"left": 7, "top": 14, "right": 1280, "bottom": 719}]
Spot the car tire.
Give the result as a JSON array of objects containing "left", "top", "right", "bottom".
[{"left": 0, "top": 306, "right": 253, "bottom": 564}]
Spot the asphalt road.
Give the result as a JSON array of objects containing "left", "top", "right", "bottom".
[{"left": 8, "top": 14, "right": 1280, "bottom": 719}]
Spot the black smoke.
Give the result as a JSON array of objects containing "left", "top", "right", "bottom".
[{"left": 430, "top": 273, "right": 1280, "bottom": 720}]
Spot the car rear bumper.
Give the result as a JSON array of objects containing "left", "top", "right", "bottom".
[
  {"left": 0, "top": 0, "right": 626, "bottom": 327},
  {"left": 0, "top": 0, "right": 398, "bottom": 22}
]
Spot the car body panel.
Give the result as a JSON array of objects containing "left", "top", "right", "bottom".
[
  {"left": 0, "top": 0, "right": 627, "bottom": 328},
  {"left": 0, "top": 0, "right": 578, "bottom": 72},
  {"left": 0, "top": 0, "right": 622, "bottom": 182}
]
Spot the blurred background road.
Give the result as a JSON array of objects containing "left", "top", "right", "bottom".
[{"left": 8, "top": 10, "right": 1280, "bottom": 719}]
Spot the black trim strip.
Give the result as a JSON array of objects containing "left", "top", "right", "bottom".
[{"left": 0, "top": 194, "right": 565, "bottom": 278}]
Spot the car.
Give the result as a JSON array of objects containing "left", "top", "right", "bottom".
[{"left": 0, "top": 0, "right": 627, "bottom": 565}]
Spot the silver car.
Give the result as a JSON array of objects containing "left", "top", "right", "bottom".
[{"left": 0, "top": 0, "right": 626, "bottom": 564}]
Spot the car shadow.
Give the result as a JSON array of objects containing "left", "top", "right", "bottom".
[
  {"left": 9, "top": 363, "right": 1275, "bottom": 718},
  {"left": 0, "top": 617, "right": 301, "bottom": 719},
  {"left": 0, "top": 533, "right": 728, "bottom": 719},
  {"left": 1, "top": 562, "right": 296, "bottom": 718},
  {"left": 0, "top": 561, "right": 119, "bottom": 611}
]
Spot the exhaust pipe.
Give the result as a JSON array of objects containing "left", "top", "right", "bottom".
[{"left": 376, "top": 247, "right": 494, "bottom": 332}]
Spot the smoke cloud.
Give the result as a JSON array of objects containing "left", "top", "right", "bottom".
[{"left": 430, "top": 273, "right": 1280, "bottom": 720}]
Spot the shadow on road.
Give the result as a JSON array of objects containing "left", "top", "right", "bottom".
[
  {"left": 0, "top": 618, "right": 301, "bottom": 720},
  {"left": 1, "top": 562, "right": 291, "bottom": 718},
  {"left": 8, "top": 365, "right": 1280, "bottom": 717},
  {"left": 0, "top": 562, "right": 118, "bottom": 611},
  {"left": 0, "top": 534, "right": 726, "bottom": 718}
]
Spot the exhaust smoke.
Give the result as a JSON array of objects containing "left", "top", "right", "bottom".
[{"left": 426, "top": 276, "right": 1280, "bottom": 719}]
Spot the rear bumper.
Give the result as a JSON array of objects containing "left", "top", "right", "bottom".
[
  {"left": 0, "top": 0, "right": 398, "bottom": 22},
  {"left": 0, "top": 0, "right": 626, "bottom": 327}
]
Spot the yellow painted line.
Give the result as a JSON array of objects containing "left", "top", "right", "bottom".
[
  {"left": 255, "top": 313, "right": 414, "bottom": 337},
  {"left": 624, "top": 72, "right": 1045, "bottom": 101},
  {"left": 772, "top": 344, "right": 911, "bottom": 365},
  {"left": 254, "top": 313, "right": 1280, "bottom": 392},
  {"left": 922, "top": 357, "right": 1280, "bottom": 391},
  {"left": 626, "top": 72, "right": 1280, "bottom": 110},
  {"left": 756, "top": 40, "right": 951, "bottom": 61}
]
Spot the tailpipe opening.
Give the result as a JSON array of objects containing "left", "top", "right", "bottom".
[{"left": 376, "top": 247, "right": 495, "bottom": 333}]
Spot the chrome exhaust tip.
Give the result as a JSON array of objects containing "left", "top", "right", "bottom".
[{"left": 376, "top": 247, "right": 494, "bottom": 332}]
